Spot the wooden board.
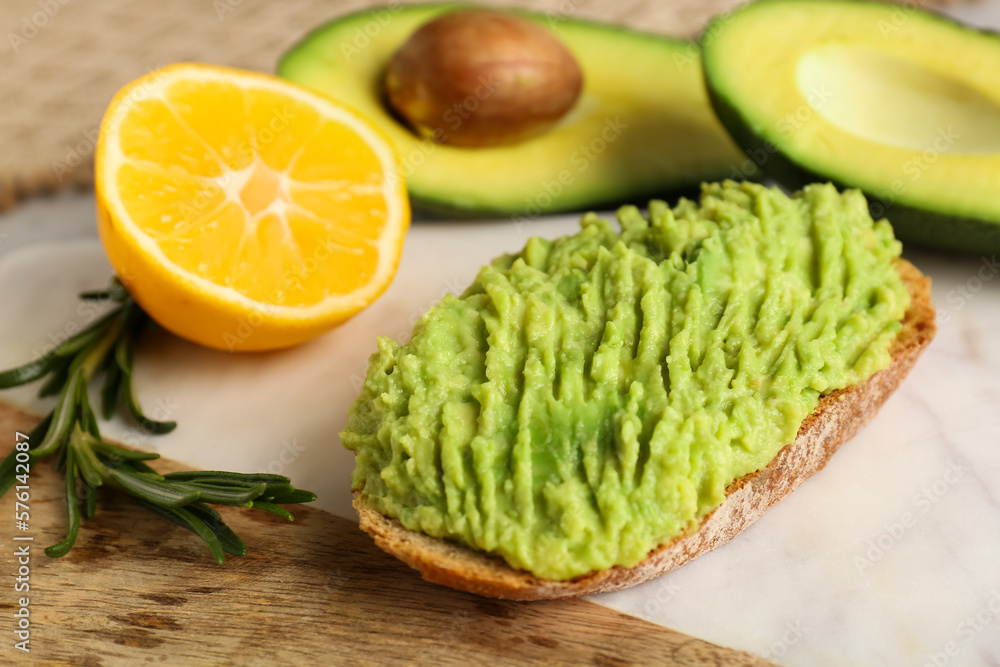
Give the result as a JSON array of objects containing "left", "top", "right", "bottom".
[{"left": 0, "top": 403, "right": 773, "bottom": 666}]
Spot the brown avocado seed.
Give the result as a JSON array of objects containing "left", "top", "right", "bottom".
[{"left": 384, "top": 9, "right": 584, "bottom": 148}]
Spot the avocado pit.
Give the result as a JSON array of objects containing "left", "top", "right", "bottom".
[{"left": 383, "top": 8, "right": 584, "bottom": 148}]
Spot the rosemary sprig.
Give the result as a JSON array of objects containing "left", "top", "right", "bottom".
[{"left": 0, "top": 279, "right": 317, "bottom": 563}]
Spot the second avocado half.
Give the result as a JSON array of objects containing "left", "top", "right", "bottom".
[{"left": 703, "top": 0, "right": 1000, "bottom": 253}]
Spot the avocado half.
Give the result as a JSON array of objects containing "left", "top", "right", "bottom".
[
  {"left": 278, "top": 3, "right": 743, "bottom": 217},
  {"left": 702, "top": 0, "right": 1000, "bottom": 253}
]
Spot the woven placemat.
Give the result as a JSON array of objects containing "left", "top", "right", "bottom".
[{"left": 0, "top": 0, "right": 956, "bottom": 211}]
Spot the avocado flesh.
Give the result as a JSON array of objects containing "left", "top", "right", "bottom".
[
  {"left": 703, "top": 0, "right": 1000, "bottom": 253},
  {"left": 278, "top": 3, "right": 743, "bottom": 217}
]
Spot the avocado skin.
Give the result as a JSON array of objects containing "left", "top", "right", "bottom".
[
  {"left": 701, "top": 0, "right": 1000, "bottom": 255},
  {"left": 872, "top": 205, "right": 1000, "bottom": 256}
]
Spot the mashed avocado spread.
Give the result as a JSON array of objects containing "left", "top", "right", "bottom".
[{"left": 341, "top": 181, "right": 909, "bottom": 580}]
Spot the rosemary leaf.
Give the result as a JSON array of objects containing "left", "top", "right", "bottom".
[
  {"left": 77, "top": 379, "right": 101, "bottom": 439},
  {"left": 93, "top": 440, "right": 161, "bottom": 462},
  {"left": 258, "top": 482, "right": 294, "bottom": 496},
  {"left": 1, "top": 414, "right": 53, "bottom": 496},
  {"left": 115, "top": 318, "right": 177, "bottom": 434},
  {"left": 249, "top": 500, "right": 295, "bottom": 521},
  {"left": 51, "top": 308, "right": 121, "bottom": 358},
  {"left": 264, "top": 489, "right": 318, "bottom": 505},
  {"left": 163, "top": 470, "right": 291, "bottom": 484},
  {"left": 32, "top": 368, "right": 84, "bottom": 457},
  {"left": 129, "top": 460, "right": 157, "bottom": 475},
  {"left": 100, "top": 360, "right": 121, "bottom": 420},
  {"left": 83, "top": 482, "right": 98, "bottom": 520},
  {"left": 45, "top": 448, "right": 81, "bottom": 558},
  {"left": 0, "top": 354, "right": 62, "bottom": 389},
  {"left": 134, "top": 500, "right": 227, "bottom": 565},
  {"left": 169, "top": 481, "right": 266, "bottom": 506},
  {"left": 79, "top": 279, "right": 131, "bottom": 304},
  {"left": 108, "top": 467, "right": 200, "bottom": 507},
  {"left": 188, "top": 503, "right": 247, "bottom": 557}
]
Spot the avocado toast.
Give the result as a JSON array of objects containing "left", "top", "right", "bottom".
[{"left": 341, "top": 181, "right": 935, "bottom": 599}]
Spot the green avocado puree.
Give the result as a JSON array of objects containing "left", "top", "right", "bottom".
[{"left": 341, "top": 181, "right": 909, "bottom": 580}]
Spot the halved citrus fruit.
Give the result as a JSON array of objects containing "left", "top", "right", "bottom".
[{"left": 95, "top": 63, "right": 410, "bottom": 351}]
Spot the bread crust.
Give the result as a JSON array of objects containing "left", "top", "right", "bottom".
[{"left": 355, "top": 260, "right": 936, "bottom": 600}]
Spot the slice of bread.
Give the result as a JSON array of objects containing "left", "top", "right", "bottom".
[{"left": 354, "top": 259, "right": 935, "bottom": 600}]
